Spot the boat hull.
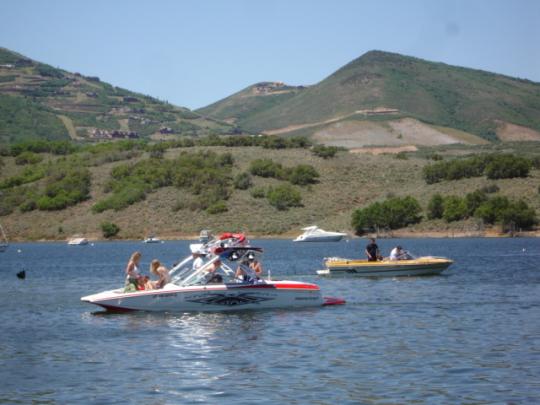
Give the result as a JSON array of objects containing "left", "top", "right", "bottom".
[
  {"left": 293, "top": 234, "right": 345, "bottom": 242},
  {"left": 81, "top": 281, "right": 325, "bottom": 312},
  {"left": 318, "top": 257, "right": 453, "bottom": 277}
]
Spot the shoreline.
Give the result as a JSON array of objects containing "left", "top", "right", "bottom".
[{"left": 5, "top": 230, "right": 539, "bottom": 243}]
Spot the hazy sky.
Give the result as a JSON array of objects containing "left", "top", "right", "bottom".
[{"left": 1, "top": 0, "right": 539, "bottom": 109}]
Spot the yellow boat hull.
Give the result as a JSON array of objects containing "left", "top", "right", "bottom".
[{"left": 318, "top": 257, "right": 453, "bottom": 277}]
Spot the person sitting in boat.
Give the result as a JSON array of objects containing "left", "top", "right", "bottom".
[
  {"left": 248, "top": 253, "right": 263, "bottom": 279},
  {"left": 365, "top": 238, "right": 381, "bottom": 262},
  {"left": 389, "top": 246, "right": 412, "bottom": 260},
  {"left": 205, "top": 259, "right": 223, "bottom": 284},
  {"left": 124, "top": 251, "right": 142, "bottom": 292},
  {"left": 150, "top": 259, "right": 171, "bottom": 289},
  {"left": 191, "top": 248, "right": 205, "bottom": 271},
  {"left": 235, "top": 253, "right": 262, "bottom": 283},
  {"left": 137, "top": 275, "right": 153, "bottom": 291}
]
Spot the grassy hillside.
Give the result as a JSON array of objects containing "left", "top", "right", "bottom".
[
  {"left": 197, "top": 82, "right": 306, "bottom": 123},
  {"left": 1, "top": 140, "right": 538, "bottom": 240},
  {"left": 0, "top": 47, "right": 234, "bottom": 144},
  {"left": 198, "top": 51, "right": 540, "bottom": 142}
]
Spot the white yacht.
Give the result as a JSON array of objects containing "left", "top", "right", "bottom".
[{"left": 293, "top": 226, "right": 347, "bottom": 242}]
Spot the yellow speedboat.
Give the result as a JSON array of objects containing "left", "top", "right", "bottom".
[{"left": 317, "top": 256, "right": 453, "bottom": 277}]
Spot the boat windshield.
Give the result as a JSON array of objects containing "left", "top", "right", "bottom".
[{"left": 168, "top": 233, "right": 263, "bottom": 287}]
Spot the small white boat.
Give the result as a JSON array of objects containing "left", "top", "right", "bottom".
[
  {"left": 67, "top": 236, "right": 88, "bottom": 245},
  {"left": 82, "top": 233, "right": 345, "bottom": 312},
  {"left": 293, "top": 226, "right": 347, "bottom": 242},
  {"left": 143, "top": 236, "right": 161, "bottom": 243},
  {"left": 0, "top": 224, "right": 8, "bottom": 252},
  {"left": 317, "top": 255, "right": 453, "bottom": 277}
]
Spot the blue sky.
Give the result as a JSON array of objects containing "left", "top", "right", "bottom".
[{"left": 1, "top": 0, "right": 539, "bottom": 109}]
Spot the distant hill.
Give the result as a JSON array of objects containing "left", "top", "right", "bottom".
[
  {"left": 0, "top": 47, "right": 234, "bottom": 144},
  {"left": 197, "top": 51, "right": 540, "bottom": 145}
]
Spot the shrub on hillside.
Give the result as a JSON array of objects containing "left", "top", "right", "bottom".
[
  {"left": 250, "top": 186, "right": 266, "bottom": 199},
  {"left": 15, "top": 151, "right": 43, "bottom": 165},
  {"left": 484, "top": 154, "right": 531, "bottom": 179},
  {"left": 351, "top": 196, "right": 422, "bottom": 234},
  {"left": 206, "top": 201, "right": 228, "bottom": 214},
  {"left": 287, "top": 164, "right": 319, "bottom": 185},
  {"left": 233, "top": 172, "right": 252, "bottom": 190},
  {"left": 475, "top": 197, "right": 537, "bottom": 230},
  {"left": 480, "top": 184, "right": 500, "bottom": 194},
  {"left": 249, "top": 159, "right": 285, "bottom": 179},
  {"left": 312, "top": 145, "right": 338, "bottom": 159},
  {"left": 93, "top": 151, "right": 233, "bottom": 213},
  {"left": 423, "top": 154, "right": 531, "bottom": 184},
  {"left": 266, "top": 184, "right": 302, "bottom": 210},
  {"left": 101, "top": 221, "right": 120, "bottom": 238}
]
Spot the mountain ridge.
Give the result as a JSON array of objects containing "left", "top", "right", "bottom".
[
  {"left": 0, "top": 47, "right": 234, "bottom": 144},
  {"left": 197, "top": 50, "right": 540, "bottom": 143}
]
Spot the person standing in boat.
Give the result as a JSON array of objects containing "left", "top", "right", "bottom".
[
  {"left": 365, "top": 238, "right": 381, "bottom": 262},
  {"left": 125, "top": 251, "right": 142, "bottom": 291}
]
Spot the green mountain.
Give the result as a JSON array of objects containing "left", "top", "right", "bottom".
[
  {"left": 0, "top": 47, "right": 234, "bottom": 144},
  {"left": 197, "top": 51, "right": 540, "bottom": 143}
]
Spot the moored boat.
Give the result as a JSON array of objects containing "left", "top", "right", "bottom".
[
  {"left": 317, "top": 256, "right": 453, "bottom": 277},
  {"left": 82, "top": 233, "right": 345, "bottom": 312},
  {"left": 293, "top": 226, "right": 347, "bottom": 242},
  {"left": 67, "top": 236, "right": 88, "bottom": 245},
  {"left": 143, "top": 236, "right": 161, "bottom": 243}
]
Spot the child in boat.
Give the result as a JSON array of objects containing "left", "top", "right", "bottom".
[{"left": 137, "top": 275, "right": 152, "bottom": 290}]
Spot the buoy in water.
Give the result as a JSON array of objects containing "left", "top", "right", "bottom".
[{"left": 16, "top": 270, "right": 26, "bottom": 279}]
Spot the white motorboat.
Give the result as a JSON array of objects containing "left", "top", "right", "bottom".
[
  {"left": 82, "top": 233, "right": 345, "bottom": 312},
  {"left": 0, "top": 224, "right": 8, "bottom": 252},
  {"left": 67, "top": 236, "right": 88, "bottom": 245},
  {"left": 143, "top": 236, "right": 161, "bottom": 243},
  {"left": 293, "top": 226, "right": 347, "bottom": 242},
  {"left": 317, "top": 255, "right": 453, "bottom": 277}
]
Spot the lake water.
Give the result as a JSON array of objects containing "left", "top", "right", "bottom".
[{"left": 1, "top": 238, "right": 539, "bottom": 404}]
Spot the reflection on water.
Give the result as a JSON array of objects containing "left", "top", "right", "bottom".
[{"left": 1, "top": 238, "right": 540, "bottom": 403}]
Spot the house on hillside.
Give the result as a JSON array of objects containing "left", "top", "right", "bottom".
[
  {"left": 111, "top": 130, "right": 139, "bottom": 139},
  {"left": 159, "top": 127, "right": 174, "bottom": 134}
]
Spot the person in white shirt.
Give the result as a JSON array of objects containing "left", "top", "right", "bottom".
[
  {"left": 390, "top": 246, "right": 406, "bottom": 260},
  {"left": 192, "top": 252, "right": 204, "bottom": 270}
]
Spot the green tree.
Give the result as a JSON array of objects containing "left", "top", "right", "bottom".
[
  {"left": 485, "top": 154, "right": 531, "bottom": 179},
  {"left": 427, "top": 193, "right": 444, "bottom": 219},
  {"left": 442, "top": 196, "right": 467, "bottom": 222},
  {"left": 352, "top": 196, "right": 422, "bottom": 234},
  {"left": 465, "top": 190, "right": 488, "bottom": 216},
  {"left": 101, "top": 221, "right": 120, "bottom": 238}
]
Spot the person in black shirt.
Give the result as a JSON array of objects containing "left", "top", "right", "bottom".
[{"left": 365, "top": 238, "right": 380, "bottom": 261}]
